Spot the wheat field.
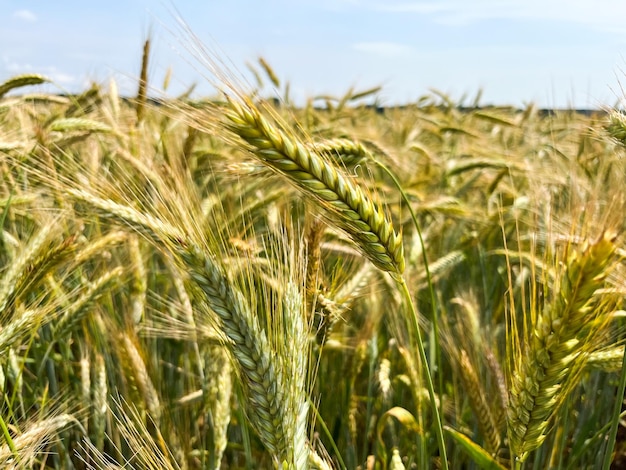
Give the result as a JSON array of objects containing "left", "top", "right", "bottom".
[{"left": 1, "top": 37, "right": 626, "bottom": 469}]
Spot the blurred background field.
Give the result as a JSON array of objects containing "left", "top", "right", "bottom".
[{"left": 1, "top": 38, "right": 626, "bottom": 469}]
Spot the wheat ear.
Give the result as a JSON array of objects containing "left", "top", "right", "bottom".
[
  {"left": 180, "top": 244, "right": 307, "bottom": 466},
  {"left": 224, "top": 97, "right": 405, "bottom": 275},
  {"left": 63, "top": 189, "right": 315, "bottom": 467},
  {"left": 587, "top": 345, "right": 625, "bottom": 372},
  {"left": 92, "top": 352, "right": 107, "bottom": 452},
  {"left": 0, "top": 224, "right": 75, "bottom": 315},
  {"left": 507, "top": 231, "right": 617, "bottom": 462},
  {"left": 459, "top": 350, "right": 501, "bottom": 453},
  {"left": 204, "top": 344, "right": 232, "bottom": 470},
  {"left": 606, "top": 110, "right": 626, "bottom": 145},
  {"left": 0, "top": 414, "right": 78, "bottom": 469}
]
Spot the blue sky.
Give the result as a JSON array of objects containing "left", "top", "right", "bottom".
[{"left": 2, "top": 1, "right": 626, "bottom": 108}]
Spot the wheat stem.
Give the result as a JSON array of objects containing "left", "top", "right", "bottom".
[{"left": 398, "top": 278, "right": 448, "bottom": 469}]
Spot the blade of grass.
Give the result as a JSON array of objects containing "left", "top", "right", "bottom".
[
  {"left": 0, "top": 413, "right": 18, "bottom": 463},
  {"left": 602, "top": 342, "right": 626, "bottom": 470}
]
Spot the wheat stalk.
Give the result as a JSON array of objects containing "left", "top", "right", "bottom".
[
  {"left": 0, "top": 305, "right": 57, "bottom": 357},
  {"left": 0, "top": 73, "right": 49, "bottom": 99},
  {"left": 80, "top": 353, "right": 91, "bottom": 433},
  {"left": 606, "top": 110, "right": 626, "bottom": 146},
  {"left": 135, "top": 38, "right": 150, "bottom": 124}
]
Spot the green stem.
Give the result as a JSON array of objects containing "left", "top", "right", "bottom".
[
  {"left": 601, "top": 343, "right": 626, "bottom": 470},
  {"left": 309, "top": 397, "right": 346, "bottom": 470},
  {"left": 373, "top": 159, "right": 444, "bottom": 412},
  {"left": 361, "top": 335, "right": 378, "bottom": 464},
  {"left": 372, "top": 158, "right": 447, "bottom": 466},
  {"left": 398, "top": 277, "right": 448, "bottom": 469},
  {"left": 0, "top": 413, "right": 18, "bottom": 463},
  {"left": 569, "top": 409, "right": 626, "bottom": 469},
  {"left": 0, "top": 189, "right": 13, "bottom": 246}
]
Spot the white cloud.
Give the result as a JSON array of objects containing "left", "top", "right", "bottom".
[
  {"left": 368, "top": 1, "right": 456, "bottom": 14},
  {"left": 352, "top": 41, "right": 414, "bottom": 57},
  {"left": 2, "top": 58, "right": 77, "bottom": 86},
  {"left": 317, "top": 0, "right": 361, "bottom": 10},
  {"left": 356, "top": 1, "right": 626, "bottom": 31},
  {"left": 12, "top": 9, "right": 37, "bottom": 22},
  {"left": 50, "top": 71, "right": 77, "bottom": 85},
  {"left": 5, "top": 61, "right": 33, "bottom": 73}
]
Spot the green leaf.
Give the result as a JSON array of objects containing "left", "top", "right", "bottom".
[
  {"left": 444, "top": 426, "right": 506, "bottom": 470},
  {"left": 377, "top": 407, "right": 421, "bottom": 447},
  {"left": 472, "top": 110, "right": 517, "bottom": 127}
]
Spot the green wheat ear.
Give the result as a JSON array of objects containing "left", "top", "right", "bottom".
[
  {"left": 606, "top": 110, "right": 626, "bottom": 146},
  {"left": 224, "top": 96, "right": 405, "bottom": 275},
  {"left": 507, "top": 231, "right": 617, "bottom": 463}
]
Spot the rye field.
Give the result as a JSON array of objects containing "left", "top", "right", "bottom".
[{"left": 1, "top": 44, "right": 626, "bottom": 469}]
